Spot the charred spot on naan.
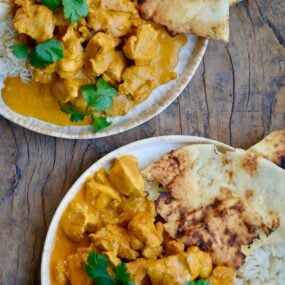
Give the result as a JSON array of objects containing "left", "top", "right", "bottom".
[
  {"left": 157, "top": 193, "right": 261, "bottom": 269},
  {"left": 241, "top": 153, "right": 258, "bottom": 175},
  {"left": 142, "top": 148, "right": 193, "bottom": 187}
]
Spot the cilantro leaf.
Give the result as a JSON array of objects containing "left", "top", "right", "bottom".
[
  {"left": 92, "top": 95, "right": 113, "bottom": 111},
  {"left": 92, "top": 117, "right": 112, "bottom": 132},
  {"left": 85, "top": 251, "right": 135, "bottom": 285},
  {"left": 60, "top": 104, "right": 85, "bottom": 122},
  {"left": 10, "top": 43, "right": 29, "bottom": 59},
  {"left": 84, "top": 251, "right": 118, "bottom": 285},
  {"left": 62, "top": 0, "right": 89, "bottom": 24},
  {"left": 81, "top": 79, "right": 117, "bottom": 111},
  {"left": 81, "top": 84, "right": 97, "bottom": 105},
  {"left": 97, "top": 78, "right": 117, "bottom": 98},
  {"left": 29, "top": 39, "right": 64, "bottom": 69},
  {"left": 185, "top": 280, "right": 211, "bottom": 285},
  {"left": 40, "top": 0, "right": 62, "bottom": 11},
  {"left": 115, "top": 263, "right": 135, "bottom": 285}
]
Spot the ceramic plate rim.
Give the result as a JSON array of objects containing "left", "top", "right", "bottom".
[{"left": 41, "top": 135, "right": 233, "bottom": 284}]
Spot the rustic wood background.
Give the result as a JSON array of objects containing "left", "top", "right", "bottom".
[{"left": 0, "top": 0, "right": 284, "bottom": 284}]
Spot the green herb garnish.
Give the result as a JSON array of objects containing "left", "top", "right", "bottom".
[
  {"left": 92, "top": 116, "right": 112, "bottom": 132},
  {"left": 29, "top": 39, "right": 64, "bottom": 69},
  {"left": 114, "top": 262, "right": 135, "bottom": 285},
  {"left": 10, "top": 43, "right": 29, "bottom": 59},
  {"left": 40, "top": 0, "right": 62, "bottom": 11},
  {"left": 81, "top": 78, "right": 117, "bottom": 111},
  {"left": 185, "top": 280, "right": 211, "bottom": 285},
  {"left": 40, "top": 0, "right": 88, "bottom": 23},
  {"left": 60, "top": 104, "right": 86, "bottom": 122},
  {"left": 85, "top": 251, "right": 135, "bottom": 285},
  {"left": 10, "top": 39, "right": 64, "bottom": 69},
  {"left": 62, "top": 0, "right": 89, "bottom": 24}
]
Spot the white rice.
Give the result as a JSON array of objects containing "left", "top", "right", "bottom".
[
  {"left": 0, "top": 0, "right": 31, "bottom": 88},
  {"left": 1, "top": 2, "right": 285, "bottom": 284},
  {"left": 235, "top": 242, "right": 285, "bottom": 285}
]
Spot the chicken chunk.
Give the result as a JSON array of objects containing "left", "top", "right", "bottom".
[
  {"left": 84, "top": 32, "right": 119, "bottom": 79},
  {"left": 100, "top": 0, "right": 138, "bottom": 15},
  {"left": 13, "top": 0, "right": 34, "bottom": 12},
  {"left": 85, "top": 179, "right": 121, "bottom": 210},
  {"left": 108, "top": 155, "right": 145, "bottom": 197},
  {"left": 208, "top": 266, "right": 235, "bottom": 285},
  {"left": 61, "top": 201, "right": 102, "bottom": 241},
  {"left": 127, "top": 259, "right": 149, "bottom": 285},
  {"left": 104, "top": 251, "right": 121, "bottom": 267},
  {"left": 165, "top": 240, "right": 185, "bottom": 256},
  {"left": 123, "top": 24, "right": 158, "bottom": 63},
  {"left": 57, "top": 27, "right": 84, "bottom": 79},
  {"left": 104, "top": 51, "right": 127, "bottom": 83},
  {"left": 105, "top": 95, "right": 132, "bottom": 117},
  {"left": 88, "top": 7, "right": 132, "bottom": 37},
  {"left": 187, "top": 246, "right": 212, "bottom": 278},
  {"left": 51, "top": 77, "right": 86, "bottom": 103},
  {"left": 32, "top": 68, "right": 56, "bottom": 84},
  {"left": 85, "top": 179, "right": 121, "bottom": 225},
  {"left": 147, "top": 249, "right": 211, "bottom": 285},
  {"left": 118, "top": 197, "right": 156, "bottom": 226},
  {"left": 61, "top": 203, "right": 88, "bottom": 242},
  {"left": 128, "top": 212, "right": 163, "bottom": 258},
  {"left": 65, "top": 248, "right": 93, "bottom": 285},
  {"left": 118, "top": 65, "right": 155, "bottom": 104},
  {"left": 13, "top": 5, "right": 54, "bottom": 43},
  {"left": 93, "top": 168, "right": 111, "bottom": 185},
  {"left": 146, "top": 253, "right": 194, "bottom": 285},
  {"left": 90, "top": 225, "right": 138, "bottom": 260}
]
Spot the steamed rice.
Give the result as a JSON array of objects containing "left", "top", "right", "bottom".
[
  {"left": 0, "top": 0, "right": 31, "bottom": 88},
  {"left": 0, "top": 1, "right": 285, "bottom": 284},
  {"left": 235, "top": 242, "right": 285, "bottom": 284}
]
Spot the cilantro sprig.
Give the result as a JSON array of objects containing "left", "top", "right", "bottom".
[
  {"left": 40, "top": 0, "right": 61, "bottom": 11},
  {"left": 62, "top": 0, "right": 89, "bottom": 24},
  {"left": 10, "top": 43, "right": 29, "bottom": 59},
  {"left": 85, "top": 251, "right": 135, "bottom": 285},
  {"left": 92, "top": 117, "right": 112, "bottom": 132},
  {"left": 10, "top": 39, "right": 64, "bottom": 69},
  {"left": 185, "top": 280, "right": 211, "bottom": 285},
  {"left": 40, "top": 0, "right": 88, "bottom": 24},
  {"left": 60, "top": 105, "right": 86, "bottom": 122},
  {"left": 60, "top": 78, "right": 115, "bottom": 132},
  {"left": 29, "top": 39, "right": 64, "bottom": 69},
  {"left": 81, "top": 78, "right": 117, "bottom": 111}
]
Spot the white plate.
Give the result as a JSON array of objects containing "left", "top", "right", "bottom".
[
  {"left": 0, "top": 36, "right": 207, "bottom": 139},
  {"left": 41, "top": 135, "right": 233, "bottom": 284}
]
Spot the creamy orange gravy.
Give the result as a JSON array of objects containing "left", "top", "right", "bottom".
[
  {"left": 1, "top": 77, "right": 89, "bottom": 126},
  {"left": 50, "top": 189, "right": 90, "bottom": 285}
]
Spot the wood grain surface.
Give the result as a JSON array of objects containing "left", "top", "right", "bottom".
[{"left": 0, "top": 0, "right": 284, "bottom": 284}]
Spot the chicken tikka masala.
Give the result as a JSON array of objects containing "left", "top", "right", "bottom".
[
  {"left": 2, "top": 0, "right": 186, "bottom": 130},
  {"left": 50, "top": 155, "right": 235, "bottom": 285}
]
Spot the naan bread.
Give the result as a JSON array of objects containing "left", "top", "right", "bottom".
[
  {"left": 137, "top": 0, "right": 230, "bottom": 41},
  {"left": 249, "top": 130, "right": 285, "bottom": 169},
  {"left": 143, "top": 144, "right": 285, "bottom": 268}
]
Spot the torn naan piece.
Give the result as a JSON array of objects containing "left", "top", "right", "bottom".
[
  {"left": 137, "top": 0, "right": 230, "bottom": 41},
  {"left": 143, "top": 144, "right": 285, "bottom": 268},
  {"left": 249, "top": 130, "right": 285, "bottom": 169}
]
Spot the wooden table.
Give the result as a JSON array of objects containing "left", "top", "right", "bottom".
[{"left": 0, "top": 1, "right": 284, "bottom": 284}]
